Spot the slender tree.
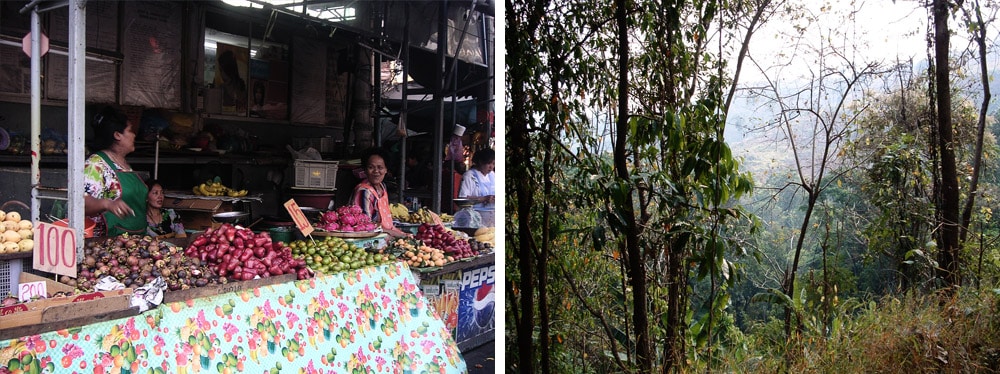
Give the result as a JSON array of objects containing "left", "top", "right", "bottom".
[
  {"left": 932, "top": 0, "right": 961, "bottom": 288},
  {"left": 506, "top": 0, "right": 549, "bottom": 371},
  {"left": 957, "top": 0, "right": 996, "bottom": 247}
]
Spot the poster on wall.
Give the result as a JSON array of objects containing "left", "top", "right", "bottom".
[
  {"left": 249, "top": 58, "right": 288, "bottom": 120},
  {"left": 0, "top": 44, "right": 28, "bottom": 96},
  {"left": 47, "top": 1, "right": 119, "bottom": 102},
  {"left": 291, "top": 36, "right": 325, "bottom": 125},
  {"left": 121, "top": 1, "right": 182, "bottom": 109},
  {"left": 49, "top": 1, "right": 118, "bottom": 51},
  {"left": 215, "top": 43, "right": 249, "bottom": 116},
  {"left": 457, "top": 263, "right": 495, "bottom": 343},
  {"left": 46, "top": 56, "right": 117, "bottom": 103}
]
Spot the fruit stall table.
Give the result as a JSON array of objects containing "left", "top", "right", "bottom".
[
  {"left": 0, "top": 262, "right": 467, "bottom": 373},
  {"left": 411, "top": 253, "right": 495, "bottom": 352},
  {"left": 313, "top": 232, "right": 389, "bottom": 252}
]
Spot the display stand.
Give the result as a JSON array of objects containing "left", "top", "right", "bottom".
[
  {"left": 411, "top": 253, "right": 495, "bottom": 352},
  {"left": 0, "top": 262, "right": 467, "bottom": 373}
]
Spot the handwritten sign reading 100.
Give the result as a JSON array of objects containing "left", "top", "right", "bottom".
[{"left": 32, "top": 222, "right": 78, "bottom": 277}]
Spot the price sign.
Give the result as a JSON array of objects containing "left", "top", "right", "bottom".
[
  {"left": 18, "top": 281, "right": 46, "bottom": 303},
  {"left": 32, "top": 222, "right": 78, "bottom": 277},
  {"left": 283, "top": 199, "right": 314, "bottom": 237}
]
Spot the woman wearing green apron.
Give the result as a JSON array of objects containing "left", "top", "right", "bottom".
[{"left": 84, "top": 106, "right": 148, "bottom": 237}]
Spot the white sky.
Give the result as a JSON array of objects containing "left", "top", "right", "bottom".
[{"left": 742, "top": 0, "right": 931, "bottom": 83}]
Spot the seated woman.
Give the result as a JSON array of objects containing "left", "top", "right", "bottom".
[
  {"left": 351, "top": 147, "right": 411, "bottom": 238},
  {"left": 145, "top": 180, "right": 185, "bottom": 237}
]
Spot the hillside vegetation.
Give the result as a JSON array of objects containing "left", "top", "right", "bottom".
[
  {"left": 725, "top": 288, "right": 1000, "bottom": 373},
  {"left": 506, "top": 0, "right": 1000, "bottom": 372}
]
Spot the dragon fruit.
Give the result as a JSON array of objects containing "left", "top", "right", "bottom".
[
  {"left": 322, "top": 211, "right": 339, "bottom": 223},
  {"left": 319, "top": 205, "right": 376, "bottom": 231}
]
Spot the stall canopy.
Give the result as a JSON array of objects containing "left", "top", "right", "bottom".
[{"left": 381, "top": 82, "right": 477, "bottom": 131}]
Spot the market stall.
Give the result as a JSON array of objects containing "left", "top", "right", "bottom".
[
  {"left": 0, "top": 262, "right": 467, "bottom": 373},
  {"left": 0, "top": 0, "right": 496, "bottom": 368}
]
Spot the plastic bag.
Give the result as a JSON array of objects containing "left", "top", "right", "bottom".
[
  {"left": 286, "top": 144, "right": 323, "bottom": 160},
  {"left": 453, "top": 206, "right": 482, "bottom": 228}
]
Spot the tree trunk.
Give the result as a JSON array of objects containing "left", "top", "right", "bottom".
[
  {"left": 538, "top": 57, "right": 562, "bottom": 373},
  {"left": 959, "top": 1, "right": 991, "bottom": 247},
  {"left": 933, "top": 0, "right": 961, "bottom": 288},
  {"left": 663, "top": 240, "right": 685, "bottom": 371},
  {"left": 784, "top": 190, "right": 817, "bottom": 338},
  {"left": 512, "top": 97, "right": 536, "bottom": 374},
  {"left": 507, "top": 2, "right": 536, "bottom": 370},
  {"left": 615, "top": 0, "right": 652, "bottom": 372}
]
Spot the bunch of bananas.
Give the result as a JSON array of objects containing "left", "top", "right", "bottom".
[
  {"left": 391, "top": 204, "right": 454, "bottom": 224},
  {"left": 406, "top": 208, "right": 442, "bottom": 224},
  {"left": 390, "top": 203, "right": 410, "bottom": 221},
  {"left": 193, "top": 180, "right": 247, "bottom": 197}
]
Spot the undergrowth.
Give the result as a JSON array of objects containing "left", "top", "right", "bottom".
[{"left": 709, "top": 286, "right": 1000, "bottom": 373}]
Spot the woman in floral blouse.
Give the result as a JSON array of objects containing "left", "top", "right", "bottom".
[{"left": 83, "top": 106, "right": 147, "bottom": 237}]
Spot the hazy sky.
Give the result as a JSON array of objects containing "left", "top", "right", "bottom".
[{"left": 743, "top": 0, "right": 931, "bottom": 83}]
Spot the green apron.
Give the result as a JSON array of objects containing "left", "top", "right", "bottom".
[{"left": 98, "top": 152, "right": 148, "bottom": 236}]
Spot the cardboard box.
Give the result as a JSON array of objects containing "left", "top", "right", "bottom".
[
  {"left": 178, "top": 211, "right": 224, "bottom": 231},
  {"left": 0, "top": 273, "right": 133, "bottom": 329},
  {"left": 165, "top": 198, "right": 224, "bottom": 212},
  {"left": 164, "top": 198, "right": 230, "bottom": 230}
]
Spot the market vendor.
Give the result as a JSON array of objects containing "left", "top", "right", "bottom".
[
  {"left": 84, "top": 106, "right": 148, "bottom": 237},
  {"left": 351, "top": 148, "right": 411, "bottom": 238},
  {"left": 145, "top": 179, "right": 185, "bottom": 237},
  {"left": 459, "top": 148, "right": 496, "bottom": 227}
]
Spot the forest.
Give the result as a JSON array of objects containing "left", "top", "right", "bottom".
[{"left": 506, "top": 0, "right": 1000, "bottom": 372}]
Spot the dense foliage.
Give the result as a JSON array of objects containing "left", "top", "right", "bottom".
[{"left": 506, "top": 0, "right": 1000, "bottom": 372}]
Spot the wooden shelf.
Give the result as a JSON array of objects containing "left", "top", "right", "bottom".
[
  {"left": 200, "top": 113, "right": 343, "bottom": 130},
  {"left": 0, "top": 153, "right": 289, "bottom": 167},
  {"left": 0, "top": 252, "right": 31, "bottom": 261}
]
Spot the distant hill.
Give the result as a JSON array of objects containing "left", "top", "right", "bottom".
[{"left": 725, "top": 66, "right": 1000, "bottom": 178}]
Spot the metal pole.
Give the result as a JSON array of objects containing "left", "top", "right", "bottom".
[
  {"left": 431, "top": 0, "right": 448, "bottom": 214},
  {"left": 398, "top": 2, "right": 410, "bottom": 204},
  {"left": 29, "top": 6, "right": 41, "bottom": 224},
  {"left": 449, "top": 45, "right": 458, "bottom": 214},
  {"left": 68, "top": 0, "right": 87, "bottom": 260}
]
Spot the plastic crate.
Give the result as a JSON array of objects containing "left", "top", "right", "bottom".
[
  {"left": 0, "top": 257, "right": 26, "bottom": 297},
  {"left": 294, "top": 160, "right": 339, "bottom": 190}
]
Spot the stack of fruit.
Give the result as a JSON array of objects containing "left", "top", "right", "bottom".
[
  {"left": 389, "top": 203, "right": 410, "bottom": 221},
  {"left": 316, "top": 205, "right": 378, "bottom": 232},
  {"left": 74, "top": 234, "right": 221, "bottom": 291},
  {"left": 193, "top": 177, "right": 247, "bottom": 197},
  {"left": 184, "top": 224, "right": 311, "bottom": 280},
  {"left": 473, "top": 227, "right": 495, "bottom": 246},
  {"left": 415, "top": 223, "right": 477, "bottom": 260},
  {"left": 0, "top": 210, "right": 33, "bottom": 253},
  {"left": 287, "top": 236, "right": 393, "bottom": 274},
  {"left": 387, "top": 238, "right": 450, "bottom": 268}
]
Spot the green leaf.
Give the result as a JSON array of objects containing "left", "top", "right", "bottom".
[{"left": 750, "top": 288, "right": 793, "bottom": 307}]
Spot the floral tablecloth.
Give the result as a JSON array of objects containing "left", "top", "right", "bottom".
[{"left": 0, "top": 262, "right": 466, "bottom": 374}]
